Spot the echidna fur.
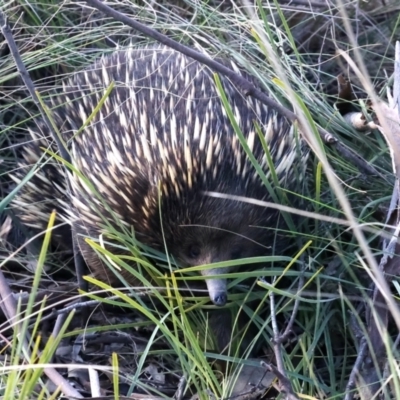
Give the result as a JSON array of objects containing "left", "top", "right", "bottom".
[{"left": 11, "top": 46, "right": 309, "bottom": 307}]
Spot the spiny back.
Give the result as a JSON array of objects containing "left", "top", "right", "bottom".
[{"left": 11, "top": 46, "right": 308, "bottom": 304}]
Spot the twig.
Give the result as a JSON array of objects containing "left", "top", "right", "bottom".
[
  {"left": 261, "top": 361, "right": 299, "bottom": 400},
  {"left": 393, "top": 41, "right": 400, "bottom": 117},
  {"left": 265, "top": 260, "right": 305, "bottom": 397},
  {"left": 84, "top": 0, "right": 382, "bottom": 178},
  {"left": 274, "top": 280, "right": 304, "bottom": 344},
  {"left": 269, "top": 284, "right": 284, "bottom": 373},
  {"left": 344, "top": 337, "right": 368, "bottom": 400},
  {"left": 174, "top": 375, "right": 187, "bottom": 400},
  {"left": 266, "top": 280, "right": 299, "bottom": 399},
  {"left": 279, "top": 0, "right": 332, "bottom": 7},
  {"left": 275, "top": 265, "right": 305, "bottom": 344}
]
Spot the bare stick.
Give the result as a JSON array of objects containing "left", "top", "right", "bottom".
[
  {"left": 275, "top": 268, "right": 305, "bottom": 344},
  {"left": 266, "top": 281, "right": 299, "bottom": 399},
  {"left": 261, "top": 361, "right": 299, "bottom": 400},
  {"left": 344, "top": 337, "right": 368, "bottom": 400}
]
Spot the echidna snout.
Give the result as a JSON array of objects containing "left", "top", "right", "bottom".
[
  {"left": 204, "top": 276, "right": 228, "bottom": 306},
  {"left": 178, "top": 240, "right": 229, "bottom": 305},
  {"left": 170, "top": 222, "right": 267, "bottom": 306}
]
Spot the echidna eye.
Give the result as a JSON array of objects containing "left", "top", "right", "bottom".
[{"left": 188, "top": 244, "right": 201, "bottom": 259}]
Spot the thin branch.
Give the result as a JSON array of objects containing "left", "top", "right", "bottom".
[
  {"left": 267, "top": 279, "right": 299, "bottom": 399},
  {"left": 275, "top": 265, "right": 305, "bottom": 344},
  {"left": 261, "top": 361, "right": 299, "bottom": 400},
  {"left": 344, "top": 338, "right": 368, "bottom": 400}
]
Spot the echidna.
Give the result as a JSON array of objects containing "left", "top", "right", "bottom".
[{"left": 11, "top": 46, "right": 308, "bottom": 307}]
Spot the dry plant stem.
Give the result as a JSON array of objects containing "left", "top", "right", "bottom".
[
  {"left": 268, "top": 286, "right": 298, "bottom": 399},
  {"left": 0, "top": 268, "right": 83, "bottom": 398},
  {"left": 0, "top": 262, "right": 22, "bottom": 332},
  {"left": 349, "top": 309, "right": 365, "bottom": 341},
  {"left": 393, "top": 41, "right": 400, "bottom": 116},
  {"left": 174, "top": 375, "right": 186, "bottom": 400},
  {"left": 0, "top": 10, "right": 88, "bottom": 297},
  {"left": 88, "top": 368, "right": 101, "bottom": 397},
  {"left": 278, "top": 0, "right": 331, "bottom": 7},
  {"left": 345, "top": 308, "right": 371, "bottom": 399},
  {"left": 204, "top": 193, "right": 391, "bottom": 239},
  {"left": 269, "top": 288, "right": 284, "bottom": 373},
  {"left": 84, "top": 0, "right": 381, "bottom": 178},
  {"left": 275, "top": 267, "right": 305, "bottom": 344},
  {"left": 344, "top": 337, "right": 368, "bottom": 400},
  {"left": 52, "top": 313, "right": 68, "bottom": 338},
  {"left": 260, "top": 361, "right": 299, "bottom": 400}
]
